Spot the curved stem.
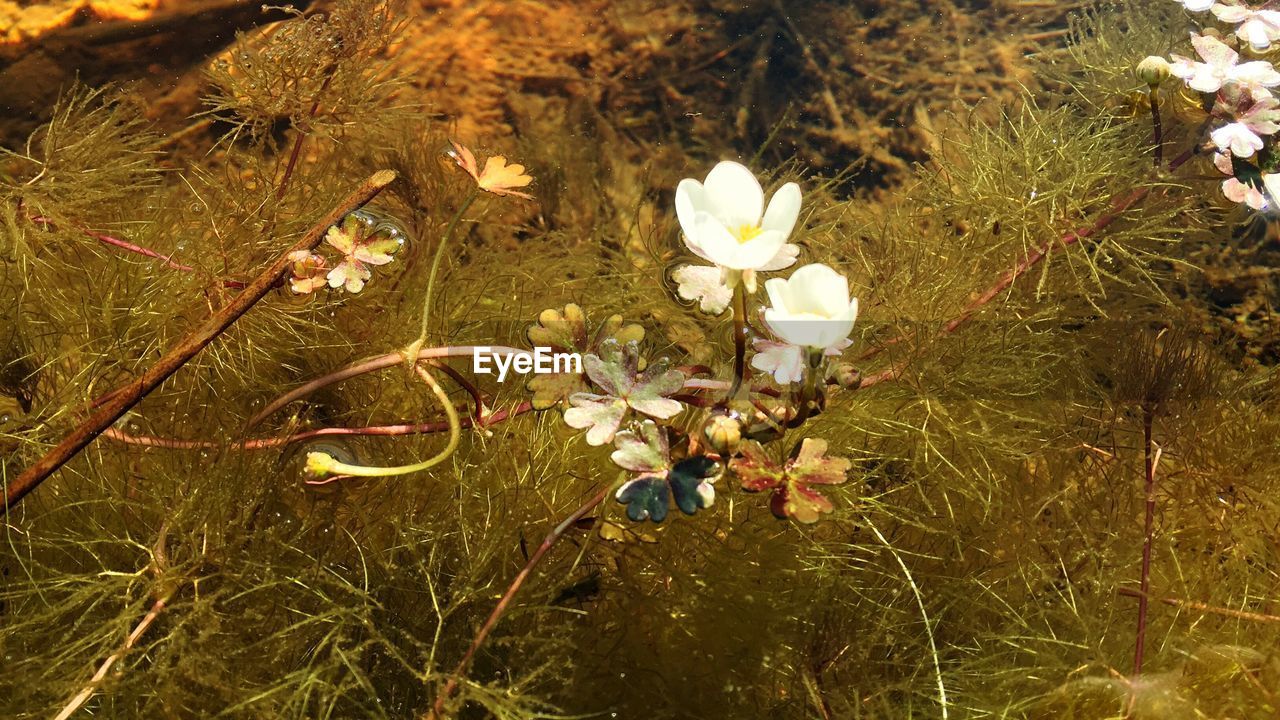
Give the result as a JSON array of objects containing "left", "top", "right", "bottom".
[
  {"left": 247, "top": 345, "right": 530, "bottom": 427},
  {"left": 412, "top": 190, "right": 479, "bottom": 352},
  {"left": 428, "top": 484, "right": 612, "bottom": 718},
  {"left": 306, "top": 363, "right": 459, "bottom": 479},
  {"left": 104, "top": 401, "right": 534, "bottom": 451}
]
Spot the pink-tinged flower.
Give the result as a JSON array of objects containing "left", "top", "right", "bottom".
[
  {"left": 1170, "top": 34, "right": 1280, "bottom": 93},
  {"left": 1223, "top": 177, "right": 1268, "bottom": 209},
  {"left": 750, "top": 337, "right": 850, "bottom": 385},
  {"left": 1175, "top": 0, "right": 1214, "bottom": 11},
  {"left": 1212, "top": 122, "right": 1267, "bottom": 156},
  {"left": 286, "top": 250, "right": 329, "bottom": 294},
  {"left": 1210, "top": 92, "right": 1280, "bottom": 157},
  {"left": 1213, "top": 3, "right": 1280, "bottom": 51},
  {"left": 324, "top": 211, "right": 404, "bottom": 294}
]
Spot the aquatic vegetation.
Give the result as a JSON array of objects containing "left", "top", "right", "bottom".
[{"left": 4, "top": 1, "right": 1280, "bottom": 718}]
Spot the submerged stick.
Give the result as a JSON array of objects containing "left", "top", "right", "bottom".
[
  {"left": 53, "top": 594, "right": 171, "bottom": 720},
  {"left": 428, "top": 484, "right": 612, "bottom": 718},
  {"left": 4, "top": 170, "right": 397, "bottom": 511}
]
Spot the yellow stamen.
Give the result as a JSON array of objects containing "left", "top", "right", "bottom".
[{"left": 734, "top": 224, "right": 762, "bottom": 243}]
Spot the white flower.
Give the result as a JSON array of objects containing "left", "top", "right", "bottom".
[
  {"left": 1175, "top": 0, "right": 1215, "bottom": 11},
  {"left": 762, "top": 263, "right": 859, "bottom": 351},
  {"left": 1210, "top": 91, "right": 1280, "bottom": 157},
  {"left": 1213, "top": 3, "right": 1280, "bottom": 51},
  {"left": 1170, "top": 34, "right": 1280, "bottom": 93},
  {"left": 675, "top": 161, "right": 801, "bottom": 275}
]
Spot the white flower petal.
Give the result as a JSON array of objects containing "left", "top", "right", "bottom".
[
  {"left": 690, "top": 211, "right": 749, "bottom": 268},
  {"left": 760, "top": 182, "right": 802, "bottom": 239},
  {"left": 673, "top": 264, "right": 733, "bottom": 315},
  {"left": 675, "top": 178, "right": 707, "bottom": 254},
  {"left": 1212, "top": 4, "right": 1250, "bottom": 23},
  {"left": 1233, "top": 61, "right": 1280, "bottom": 88},
  {"left": 732, "top": 229, "right": 789, "bottom": 270},
  {"left": 759, "top": 243, "right": 800, "bottom": 272},
  {"left": 702, "top": 161, "right": 764, "bottom": 228},
  {"left": 1263, "top": 173, "right": 1280, "bottom": 210},
  {"left": 751, "top": 339, "right": 806, "bottom": 384}
]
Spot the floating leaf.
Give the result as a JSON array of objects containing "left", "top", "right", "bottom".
[
  {"left": 610, "top": 421, "right": 669, "bottom": 472},
  {"left": 323, "top": 209, "right": 406, "bottom": 294},
  {"left": 616, "top": 476, "right": 669, "bottom": 523},
  {"left": 609, "top": 423, "right": 719, "bottom": 522},
  {"left": 668, "top": 456, "right": 720, "bottom": 515},
  {"left": 286, "top": 250, "right": 328, "bottom": 295},
  {"left": 563, "top": 395, "right": 627, "bottom": 446},
  {"left": 731, "top": 438, "right": 851, "bottom": 523},
  {"left": 525, "top": 305, "right": 645, "bottom": 410},
  {"left": 564, "top": 340, "right": 685, "bottom": 445},
  {"left": 446, "top": 138, "right": 533, "bottom": 199}
]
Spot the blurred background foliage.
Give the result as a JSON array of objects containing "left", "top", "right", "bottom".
[{"left": 2, "top": 0, "right": 1279, "bottom": 718}]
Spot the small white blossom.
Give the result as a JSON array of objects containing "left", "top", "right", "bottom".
[
  {"left": 1170, "top": 34, "right": 1280, "bottom": 93},
  {"left": 762, "top": 263, "right": 859, "bottom": 351},
  {"left": 1175, "top": 0, "right": 1215, "bottom": 11},
  {"left": 1213, "top": 3, "right": 1280, "bottom": 51}
]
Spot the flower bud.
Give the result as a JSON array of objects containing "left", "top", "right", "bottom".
[
  {"left": 1136, "top": 56, "right": 1171, "bottom": 87},
  {"left": 702, "top": 413, "right": 743, "bottom": 456},
  {"left": 832, "top": 363, "right": 861, "bottom": 388}
]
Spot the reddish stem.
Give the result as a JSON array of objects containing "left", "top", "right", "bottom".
[
  {"left": 428, "top": 484, "right": 612, "bottom": 718},
  {"left": 26, "top": 214, "right": 247, "bottom": 289},
  {"left": 101, "top": 401, "right": 534, "bottom": 451},
  {"left": 1133, "top": 405, "right": 1160, "bottom": 675}
]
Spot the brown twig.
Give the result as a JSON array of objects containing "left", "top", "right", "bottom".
[
  {"left": 428, "top": 484, "right": 612, "bottom": 719},
  {"left": 4, "top": 170, "right": 397, "bottom": 511},
  {"left": 53, "top": 594, "right": 172, "bottom": 720},
  {"left": 1118, "top": 588, "right": 1280, "bottom": 625}
]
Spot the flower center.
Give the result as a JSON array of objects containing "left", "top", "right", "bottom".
[{"left": 733, "top": 224, "right": 763, "bottom": 244}]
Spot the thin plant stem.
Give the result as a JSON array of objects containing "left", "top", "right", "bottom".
[
  {"left": 1133, "top": 405, "right": 1163, "bottom": 675},
  {"left": 4, "top": 170, "right": 397, "bottom": 511},
  {"left": 102, "top": 401, "right": 534, "bottom": 451},
  {"left": 868, "top": 520, "right": 949, "bottom": 720},
  {"left": 247, "top": 345, "right": 529, "bottom": 427},
  {"left": 789, "top": 351, "right": 823, "bottom": 428},
  {"left": 1149, "top": 89, "right": 1163, "bottom": 170},
  {"left": 726, "top": 282, "right": 749, "bottom": 400},
  {"left": 428, "top": 484, "right": 612, "bottom": 719},
  {"left": 1118, "top": 588, "right": 1280, "bottom": 624},
  {"left": 276, "top": 73, "right": 334, "bottom": 201},
  {"left": 307, "top": 363, "right": 460, "bottom": 479},
  {"left": 410, "top": 190, "right": 478, "bottom": 354}
]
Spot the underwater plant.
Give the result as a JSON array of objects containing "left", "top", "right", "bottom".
[{"left": 5, "top": 1, "right": 1280, "bottom": 718}]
